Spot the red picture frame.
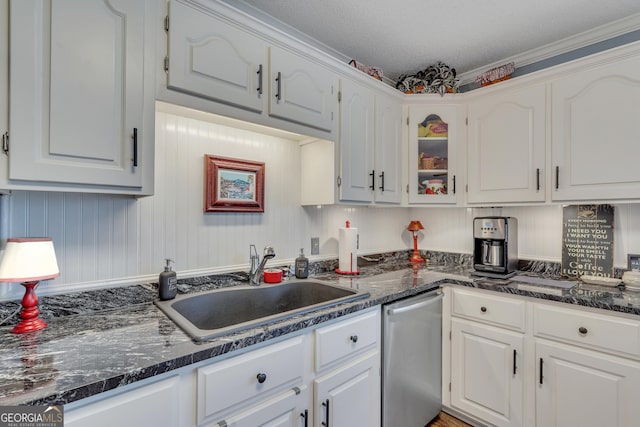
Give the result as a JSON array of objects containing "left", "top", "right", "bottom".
[{"left": 204, "top": 155, "right": 265, "bottom": 213}]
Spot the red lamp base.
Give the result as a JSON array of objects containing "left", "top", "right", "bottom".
[
  {"left": 410, "top": 252, "right": 424, "bottom": 263},
  {"left": 409, "top": 233, "right": 424, "bottom": 263},
  {"left": 12, "top": 281, "right": 47, "bottom": 334}
]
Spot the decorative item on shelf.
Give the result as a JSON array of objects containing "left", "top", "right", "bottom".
[
  {"left": 424, "top": 179, "right": 445, "bottom": 195},
  {"left": 0, "top": 238, "right": 59, "bottom": 334},
  {"left": 407, "top": 221, "right": 425, "bottom": 263},
  {"left": 395, "top": 61, "right": 459, "bottom": 96},
  {"left": 475, "top": 62, "right": 515, "bottom": 87},
  {"left": 419, "top": 114, "right": 448, "bottom": 137},
  {"left": 348, "top": 59, "right": 383, "bottom": 81}
]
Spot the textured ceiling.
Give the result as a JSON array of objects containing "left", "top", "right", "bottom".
[{"left": 236, "top": 0, "right": 640, "bottom": 84}]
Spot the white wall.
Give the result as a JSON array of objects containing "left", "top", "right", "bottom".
[{"left": 3, "top": 104, "right": 640, "bottom": 301}]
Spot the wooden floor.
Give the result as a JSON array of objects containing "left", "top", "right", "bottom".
[{"left": 427, "top": 411, "right": 473, "bottom": 427}]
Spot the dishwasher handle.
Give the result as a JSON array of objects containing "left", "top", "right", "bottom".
[{"left": 386, "top": 292, "right": 443, "bottom": 316}]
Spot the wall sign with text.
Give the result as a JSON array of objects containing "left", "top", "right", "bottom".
[{"left": 562, "top": 204, "right": 614, "bottom": 277}]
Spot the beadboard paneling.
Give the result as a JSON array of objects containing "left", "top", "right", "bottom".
[{"left": 3, "top": 103, "right": 640, "bottom": 301}]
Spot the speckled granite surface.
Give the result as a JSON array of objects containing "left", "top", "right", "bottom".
[{"left": 1, "top": 250, "right": 639, "bottom": 407}]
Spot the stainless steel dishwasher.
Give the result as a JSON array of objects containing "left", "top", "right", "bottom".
[{"left": 382, "top": 289, "right": 443, "bottom": 427}]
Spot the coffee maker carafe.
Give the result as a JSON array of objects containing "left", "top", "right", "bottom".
[{"left": 473, "top": 217, "right": 518, "bottom": 276}]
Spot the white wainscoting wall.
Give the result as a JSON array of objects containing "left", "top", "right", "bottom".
[{"left": 2, "top": 104, "right": 640, "bottom": 301}]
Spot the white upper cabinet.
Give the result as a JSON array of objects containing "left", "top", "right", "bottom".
[
  {"left": 167, "top": 0, "right": 266, "bottom": 113},
  {"left": 166, "top": 0, "right": 337, "bottom": 135},
  {"left": 374, "top": 93, "right": 403, "bottom": 204},
  {"left": 339, "top": 78, "right": 375, "bottom": 202},
  {"left": 8, "top": 0, "right": 155, "bottom": 193},
  {"left": 268, "top": 45, "right": 336, "bottom": 133},
  {"left": 408, "top": 104, "right": 460, "bottom": 204},
  {"left": 551, "top": 50, "right": 640, "bottom": 201},
  {"left": 467, "top": 83, "right": 546, "bottom": 204}
]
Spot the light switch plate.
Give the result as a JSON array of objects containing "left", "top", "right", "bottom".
[{"left": 311, "top": 237, "right": 320, "bottom": 255}]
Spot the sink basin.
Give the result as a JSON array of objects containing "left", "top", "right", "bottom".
[{"left": 154, "top": 280, "right": 369, "bottom": 341}]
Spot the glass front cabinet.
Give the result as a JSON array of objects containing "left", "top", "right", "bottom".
[{"left": 408, "top": 106, "right": 458, "bottom": 204}]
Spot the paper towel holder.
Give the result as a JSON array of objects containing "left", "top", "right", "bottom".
[
  {"left": 335, "top": 221, "right": 361, "bottom": 275},
  {"left": 407, "top": 220, "right": 425, "bottom": 263}
]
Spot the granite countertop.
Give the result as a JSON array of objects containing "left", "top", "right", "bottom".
[{"left": 2, "top": 253, "right": 640, "bottom": 407}]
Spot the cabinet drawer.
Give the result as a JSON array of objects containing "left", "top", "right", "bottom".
[
  {"left": 533, "top": 303, "right": 640, "bottom": 358},
  {"left": 315, "top": 309, "right": 380, "bottom": 372},
  {"left": 197, "top": 336, "right": 306, "bottom": 424},
  {"left": 452, "top": 288, "right": 525, "bottom": 331}
]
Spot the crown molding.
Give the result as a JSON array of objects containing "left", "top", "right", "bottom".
[{"left": 457, "top": 12, "right": 640, "bottom": 85}]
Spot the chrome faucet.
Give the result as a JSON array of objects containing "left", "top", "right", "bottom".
[{"left": 249, "top": 245, "right": 276, "bottom": 286}]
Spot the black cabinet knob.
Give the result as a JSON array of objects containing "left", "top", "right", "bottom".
[
  {"left": 350, "top": 335, "right": 358, "bottom": 343},
  {"left": 256, "top": 373, "right": 267, "bottom": 384},
  {"left": 480, "top": 306, "right": 487, "bottom": 313},
  {"left": 578, "top": 326, "right": 588, "bottom": 335}
]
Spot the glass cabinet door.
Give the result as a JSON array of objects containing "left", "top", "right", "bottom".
[{"left": 408, "top": 106, "right": 457, "bottom": 204}]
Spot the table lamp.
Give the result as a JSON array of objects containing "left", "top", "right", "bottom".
[
  {"left": 0, "top": 238, "right": 59, "bottom": 334},
  {"left": 407, "top": 220, "right": 425, "bottom": 263}
]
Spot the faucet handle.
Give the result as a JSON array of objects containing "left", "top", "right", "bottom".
[{"left": 263, "top": 246, "right": 275, "bottom": 258}]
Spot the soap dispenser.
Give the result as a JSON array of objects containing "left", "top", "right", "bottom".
[
  {"left": 159, "top": 259, "right": 177, "bottom": 300},
  {"left": 295, "top": 248, "right": 309, "bottom": 279}
]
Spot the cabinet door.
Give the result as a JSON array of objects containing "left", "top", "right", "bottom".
[
  {"left": 408, "top": 105, "right": 458, "bottom": 204},
  {"left": 314, "top": 351, "right": 380, "bottom": 427},
  {"left": 65, "top": 376, "right": 183, "bottom": 427},
  {"left": 268, "top": 45, "right": 337, "bottom": 132},
  {"left": 218, "top": 386, "right": 310, "bottom": 427},
  {"left": 167, "top": 0, "right": 266, "bottom": 113},
  {"left": 338, "top": 79, "right": 375, "bottom": 202},
  {"left": 9, "top": 0, "right": 151, "bottom": 188},
  {"left": 536, "top": 340, "right": 640, "bottom": 427},
  {"left": 450, "top": 318, "right": 524, "bottom": 427},
  {"left": 551, "top": 54, "right": 640, "bottom": 201},
  {"left": 374, "top": 93, "right": 403, "bottom": 204},
  {"left": 467, "top": 84, "right": 546, "bottom": 203}
]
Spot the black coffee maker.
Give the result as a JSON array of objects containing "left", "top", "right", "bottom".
[{"left": 473, "top": 217, "right": 518, "bottom": 277}]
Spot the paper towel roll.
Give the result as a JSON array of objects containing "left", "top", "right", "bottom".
[{"left": 338, "top": 226, "right": 358, "bottom": 273}]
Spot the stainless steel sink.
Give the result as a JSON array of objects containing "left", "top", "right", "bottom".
[{"left": 154, "top": 280, "right": 369, "bottom": 341}]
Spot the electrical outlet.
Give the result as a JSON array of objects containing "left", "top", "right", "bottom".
[{"left": 311, "top": 237, "right": 320, "bottom": 255}]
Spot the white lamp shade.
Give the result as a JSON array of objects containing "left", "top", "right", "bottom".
[{"left": 0, "top": 238, "right": 60, "bottom": 282}]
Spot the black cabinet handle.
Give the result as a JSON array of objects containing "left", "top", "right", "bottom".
[
  {"left": 350, "top": 335, "right": 358, "bottom": 343},
  {"left": 300, "top": 409, "right": 308, "bottom": 427},
  {"left": 275, "top": 71, "right": 282, "bottom": 101},
  {"left": 256, "top": 373, "right": 267, "bottom": 384},
  {"left": 256, "top": 64, "right": 263, "bottom": 96},
  {"left": 536, "top": 168, "right": 540, "bottom": 191},
  {"left": 369, "top": 170, "right": 375, "bottom": 190},
  {"left": 480, "top": 306, "right": 487, "bottom": 313},
  {"left": 555, "top": 166, "right": 559, "bottom": 190},
  {"left": 452, "top": 175, "right": 456, "bottom": 194},
  {"left": 322, "top": 399, "right": 330, "bottom": 427},
  {"left": 513, "top": 349, "right": 517, "bottom": 375},
  {"left": 379, "top": 171, "right": 385, "bottom": 192},
  {"left": 132, "top": 128, "right": 138, "bottom": 167},
  {"left": 539, "top": 358, "right": 544, "bottom": 385},
  {"left": 578, "top": 326, "right": 588, "bottom": 335}
]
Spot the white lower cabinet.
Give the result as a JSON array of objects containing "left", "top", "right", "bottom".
[
  {"left": 65, "top": 308, "right": 380, "bottom": 427},
  {"left": 215, "top": 386, "right": 310, "bottom": 427},
  {"left": 445, "top": 286, "right": 640, "bottom": 427},
  {"left": 64, "top": 375, "right": 185, "bottom": 427},
  {"left": 314, "top": 352, "right": 380, "bottom": 427},
  {"left": 451, "top": 318, "right": 524, "bottom": 427},
  {"left": 536, "top": 340, "right": 640, "bottom": 427}
]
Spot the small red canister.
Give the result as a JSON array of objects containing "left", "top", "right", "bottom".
[{"left": 263, "top": 269, "right": 283, "bottom": 284}]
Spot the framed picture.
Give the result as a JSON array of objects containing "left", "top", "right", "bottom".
[{"left": 204, "top": 155, "right": 265, "bottom": 213}]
